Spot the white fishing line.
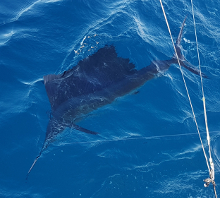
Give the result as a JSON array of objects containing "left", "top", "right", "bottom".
[
  {"left": 159, "top": 0, "right": 217, "bottom": 197},
  {"left": 190, "top": 0, "right": 217, "bottom": 196}
]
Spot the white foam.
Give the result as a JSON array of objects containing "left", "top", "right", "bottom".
[
  {"left": 13, "top": 0, "right": 42, "bottom": 21},
  {"left": 0, "top": 30, "right": 15, "bottom": 45}
]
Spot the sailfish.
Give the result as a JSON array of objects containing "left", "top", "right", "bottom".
[{"left": 27, "top": 17, "right": 206, "bottom": 178}]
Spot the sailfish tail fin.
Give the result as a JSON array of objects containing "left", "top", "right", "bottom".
[
  {"left": 173, "top": 16, "right": 187, "bottom": 60},
  {"left": 173, "top": 16, "right": 208, "bottom": 78}
]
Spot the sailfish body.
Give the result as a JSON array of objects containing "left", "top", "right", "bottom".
[
  {"left": 27, "top": 17, "right": 206, "bottom": 178},
  {"left": 44, "top": 56, "right": 175, "bottom": 149}
]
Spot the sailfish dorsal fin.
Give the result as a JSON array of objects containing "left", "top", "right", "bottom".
[{"left": 43, "top": 45, "right": 136, "bottom": 111}]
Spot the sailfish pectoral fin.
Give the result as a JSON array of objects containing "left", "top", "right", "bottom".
[{"left": 72, "top": 124, "right": 98, "bottom": 135}]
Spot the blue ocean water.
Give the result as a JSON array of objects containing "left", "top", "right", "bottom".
[{"left": 1, "top": 0, "right": 220, "bottom": 197}]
